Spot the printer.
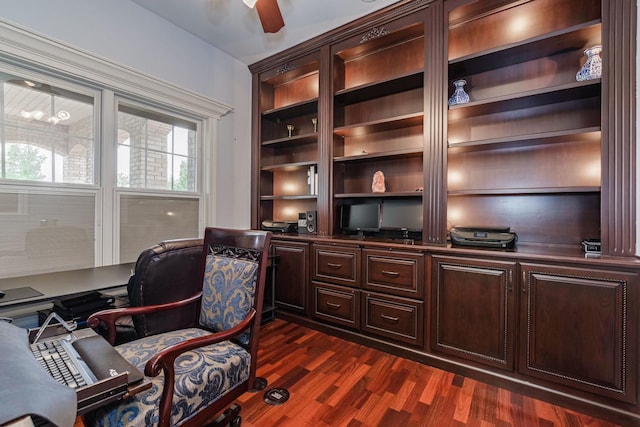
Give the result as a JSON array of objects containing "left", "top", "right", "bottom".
[{"left": 449, "top": 226, "right": 517, "bottom": 249}]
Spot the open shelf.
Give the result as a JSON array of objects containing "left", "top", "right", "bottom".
[
  {"left": 335, "top": 191, "right": 423, "bottom": 199},
  {"left": 262, "top": 98, "right": 318, "bottom": 122},
  {"left": 448, "top": 128, "right": 601, "bottom": 152},
  {"left": 449, "top": 22, "right": 601, "bottom": 76},
  {"left": 262, "top": 133, "right": 318, "bottom": 147},
  {"left": 448, "top": 187, "right": 601, "bottom": 196},
  {"left": 334, "top": 113, "right": 423, "bottom": 137},
  {"left": 260, "top": 195, "right": 318, "bottom": 201},
  {"left": 334, "top": 148, "right": 423, "bottom": 163},
  {"left": 447, "top": 80, "right": 600, "bottom": 119},
  {"left": 261, "top": 160, "right": 317, "bottom": 171},
  {"left": 335, "top": 71, "right": 424, "bottom": 105}
]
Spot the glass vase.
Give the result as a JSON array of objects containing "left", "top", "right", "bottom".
[
  {"left": 575, "top": 45, "right": 602, "bottom": 81},
  {"left": 448, "top": 79, "right": 470, "bottom": 106}
]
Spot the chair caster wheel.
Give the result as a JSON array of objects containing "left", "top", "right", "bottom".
[{"left": 230, "top": 416, "right": 241, "bottom": 427}]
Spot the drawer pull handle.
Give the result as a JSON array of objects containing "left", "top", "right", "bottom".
[
  {"left": 326, "top": 301, "right": 342, "bottom": 309},
  {"left": 327, "top": 263, "right": 342, "bottom": 269},
  {"left": 381, "top": 270, "right": 400, "bottom": 278},
  {"left": 381, "top": 314, "right": 399, "bottom": 322}
]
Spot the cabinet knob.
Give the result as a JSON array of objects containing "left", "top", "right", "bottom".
[
  {"left": 326, "top": 301, "right": 342, "bottom": 309},
  {"left": 327, "top": 262, "right": 342, "bottom": 269}
]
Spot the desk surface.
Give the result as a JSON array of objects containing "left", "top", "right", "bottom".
[{"left": 0, "top": 263, "right": 134, "bottom": 308}]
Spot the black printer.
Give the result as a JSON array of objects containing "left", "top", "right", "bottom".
[{"left": 449, "top": 226, "right": 517, "bottom": 249}]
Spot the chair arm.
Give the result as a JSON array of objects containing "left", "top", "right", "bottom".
[
  {"left": 144, "top": 308, "right": 257, "bottom": 427},
  {"left": 87, "top": 292, "right": 203, "bottom": 345}
]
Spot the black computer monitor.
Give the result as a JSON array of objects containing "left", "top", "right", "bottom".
[
  {"left": 340, "top": 203, "right": 381, "bottom": 235},
  {"left": 381, "top": 200, "right": 423, "bottom": 231}
]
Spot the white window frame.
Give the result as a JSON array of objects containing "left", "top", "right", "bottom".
[{"left": 0, "top": 18, "right": 232, "bottom": 268}]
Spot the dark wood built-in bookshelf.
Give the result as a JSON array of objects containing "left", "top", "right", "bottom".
[{"left": 250, "top": 1, "right": 638, "bottom": 424}]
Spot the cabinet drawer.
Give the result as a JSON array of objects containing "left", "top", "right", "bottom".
[
  {"left": 364, "top": 249, "right": 424, "bottom": 298},
  {"left": 313, "top": 282, "right": 360, "bottom": 329},
  {"left": 361, "top": 291, "right": 423, "bottom": 347},
  {"left": 312, "top": 244, "right": 360, "bottom": 288}
]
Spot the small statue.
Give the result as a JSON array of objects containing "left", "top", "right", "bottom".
[{"left": 372, "top": 170, "right": 385, "bottom": 193}]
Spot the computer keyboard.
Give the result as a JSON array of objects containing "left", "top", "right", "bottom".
[{"left": 30, "top": 339, "right": 88, "bottom": 389}]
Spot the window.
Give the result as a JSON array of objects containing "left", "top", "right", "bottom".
[
  {"left": 0, "top": 72, "right": 95, "bottom": 185},
  {"left": 0, "top": 22, "right": 230, "bottom": 282},
  {"left": 116, "top": 101, "right": 202, "bottom": 263},
  {"left": 0, "top": 70, "right": 98, "bottom": 278},
  {"left": 117, "top": 103, "right": 198, "bottom": 192}
]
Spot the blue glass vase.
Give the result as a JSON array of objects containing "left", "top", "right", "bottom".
[
  {"left": 448, "top": 79, "right": 469, "bottom": 106},
  {"left": 576, "top": 45, "right": 602, "bottom": 81}
]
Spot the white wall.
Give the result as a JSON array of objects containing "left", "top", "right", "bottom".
[{"left": 0, "top": 0, "right": 253, "bottom": 229}]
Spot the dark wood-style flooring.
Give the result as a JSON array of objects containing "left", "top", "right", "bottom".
[{"left": 237, "top": 319, "right": 622, "bottom": 427}]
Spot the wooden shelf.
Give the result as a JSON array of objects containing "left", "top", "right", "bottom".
[
  {"left": 262, "top": 133, "right": 318, "bottom": 146},
  {"left": 334, "top": 113, "right": 423, "bottom": 137},
  {"left": 448, "top": 187, "right": 600, "bottom": 196},
  {"left": 260, "top": 195, "right": 318, "bottom": 201},
  {"left": 262, "top": 98, "right": 318, "bottom": 121},
  {"left": 335, "top": 191, "right": 424, "bottom": 199},
  {"left": 261, "top": 160, "right": 316, "bottom": 171},
  {"left": 334, "top": 148, "right": 423, "bottom": 162},
  {"left": 447, "top": 80, "right": 600, "bottom": 119},
  {"left": 335, "top": 71, "right": 424, "bottom": 105},
  {"left": 448, "top": 128, "right": 601, "bottom": 152},
  {"left": 449, "top": 21, "right": 601, "bottom": 76}
]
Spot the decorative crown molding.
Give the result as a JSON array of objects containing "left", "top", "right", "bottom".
[
  {"left": 0, "top": 18, "right": 232, "bottom": 119},
  {"left": 360, "top": 26, "right": 389, "bottom": 43}
]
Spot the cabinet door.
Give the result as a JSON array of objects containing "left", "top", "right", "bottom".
[
  {"left": 431, "top": 255, "right": 516, "bottom": 371},
  {"left": 273, "top": 241, "right": 309, "bottom": 314},
  {"left": 519, "top": 263, "right": 637, "bottom": 403}
]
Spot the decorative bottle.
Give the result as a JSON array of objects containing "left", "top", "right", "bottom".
[
  {"left": 575, "top": 45, "right": 602, "bottom": 81},
  {"left": 448, "top": 79, "right": 470, "bottom": 106}
]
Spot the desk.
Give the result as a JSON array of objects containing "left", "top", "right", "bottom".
[{"left": 0, "top": 264, "right": 134, "bottom": 327}]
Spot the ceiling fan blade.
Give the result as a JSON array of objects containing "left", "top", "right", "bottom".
[{"left": 255, "top": 0, "right": 285, "bottom": 33}]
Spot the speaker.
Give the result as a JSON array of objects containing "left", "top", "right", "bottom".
[
  {"left": 305, "top": 210, "right": 317, "bottom": 234},
  {"left": 297, "top": 212, "right": 308, "bottom": 234}
]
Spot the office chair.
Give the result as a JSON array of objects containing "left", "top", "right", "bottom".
[
  {"left": 93, "top": 237, "right": 204, "bottom": 346},
  {"left": 86, "top": 227, "right": 272, "bottom": 427}
]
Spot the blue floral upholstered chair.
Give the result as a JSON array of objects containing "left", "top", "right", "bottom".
[{"left": 85, "top": 227, "right": 272, "bottom": 427}]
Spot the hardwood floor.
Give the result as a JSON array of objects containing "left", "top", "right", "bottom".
[{"left": 237, "top": 319, "right": 622, "bottom": 427}]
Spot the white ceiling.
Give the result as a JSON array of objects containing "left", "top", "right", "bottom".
[{"left": 130, "top": 0, "right": 402, "bottom": 65}]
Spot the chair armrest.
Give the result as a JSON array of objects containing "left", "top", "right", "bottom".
[
  {"left": 87, "top": 292, "right": 203, "bottom": 345},
  {"left": 144, "top": 308, "right": 257, "bottom": 427}
]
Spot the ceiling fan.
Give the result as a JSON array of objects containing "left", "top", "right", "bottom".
[{"left": 243, "top": 0, "right": 285, "bottom": 33}]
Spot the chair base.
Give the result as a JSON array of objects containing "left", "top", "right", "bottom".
[{"left": 209, "top": 403, "right": 241, "bottom": 427}]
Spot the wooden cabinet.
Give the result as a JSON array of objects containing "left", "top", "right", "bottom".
[
  {"left": 519, "top": 263, "right": 638, "bottom": 404},
  {"left": 363, "top": 249, "right": 424, "bottom": 299},
  {"left": 255, "top": 52, "right": 321, "bottom": 228},
  {"left": 445, "top": 0, "right": 604, "bottom": 248},
  {"left": 313, "top": 282, "right": 360, "bottom": 330},
  {"left": 311, "top": 243, "right": 361, "bottom": 328},
  {"left": 362, "top": 248, "right": 425, "bottom": 347},
  {"left": 361, "top": 291, "right": 424, "bottom": 347},
  {"left": 330, "top": 12, "right": 426, "bottom": 236},
  {"left": 272, "top": 240, "right": 309, "bottom": 315},
  {"left": 311, "top": 244, "right": 361, "bottom": 288},
  {"left": 430, "top": 255, "right": 517, "bottom": 371},
  {"left": 250, "top": 0, "right": 638, "bottom": 422}
]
